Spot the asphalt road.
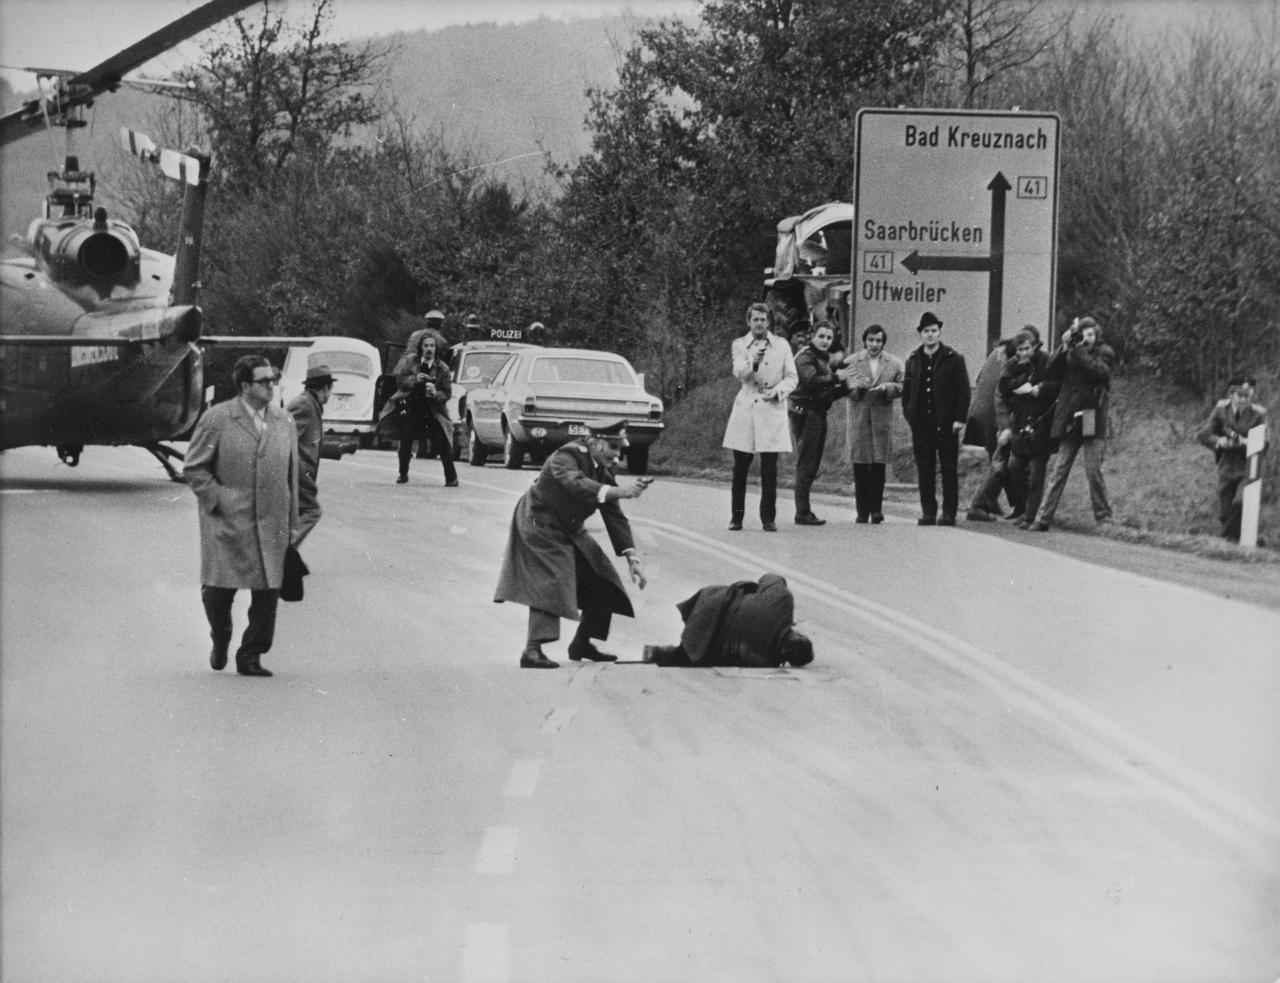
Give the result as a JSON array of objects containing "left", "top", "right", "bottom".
[{"left": 2, "top": 444, "right": 1278, "bottom": 983}]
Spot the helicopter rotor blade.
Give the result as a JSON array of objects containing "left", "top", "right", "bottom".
[{"left": 0, "top": 0, "right": 259, "bottom": 149}]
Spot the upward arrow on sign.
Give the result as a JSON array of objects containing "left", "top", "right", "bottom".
[{"left": 900, "top": 172, "right": 1010, "bottom": 346}]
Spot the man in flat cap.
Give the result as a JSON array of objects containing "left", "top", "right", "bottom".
[
  {"left": 287, "top": 363, "right": 335, "bottom": 546},
  {"left": 494, "top": 419, "right": 653, "bottom": 668}
]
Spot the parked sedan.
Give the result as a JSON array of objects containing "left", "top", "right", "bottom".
[
  {"left": 465, "top": 348, "right": 664, "bottom": 474},
  {"left": 446, "top": 340, "right": 537, "bottom": 456}
]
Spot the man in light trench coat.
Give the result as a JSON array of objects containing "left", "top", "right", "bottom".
[
  {"left": 184, "top": 354, "right": 300, "bottom": 678},
  {"left": 722, "top": 302, "right": 798, "bottom": 532},
  {"left": 842, "top": 324, "right": 905, "bottom": 523}
]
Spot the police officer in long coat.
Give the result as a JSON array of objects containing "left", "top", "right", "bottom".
[
  {"left": 494, "top": 419, "right": 651, "bottom": 668},
  {"left": 184, "top": 355, "right": 300, "bottom": 677}
]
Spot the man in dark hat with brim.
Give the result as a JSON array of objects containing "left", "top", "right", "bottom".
[
  {"left": 494, "top": 419, "right": 653, "bottom": 668},
  {"left": 901, "top": 311, "right": 971, "bottom": 525},
  {"left": 287, "top": 363, "right": 335, "bottom": 547}
]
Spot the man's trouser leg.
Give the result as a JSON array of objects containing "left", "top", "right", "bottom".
[
  {"left": 730, "top": 450, "right": 752, "bottom": 523},
  {"left": 571, "top": 605, "right": 613, "bottom": 648},
  {"left": 912, "top": 428, "right": 939, "bottom": 518},
  {"left": 527, "top": 608, "right": 560, "bottom": 648},
  {"left": 1219, "top": 474, "right": 1244, "bottom": 538},
  {"left": 793, "top": 411, "right": 825, "bottom": 517},
  {"left": 1036, "top": 435, "right": 1081, "bottom": 525},
  {"left": 238, "top": 589, "right": 280, "bottom": 664},
  {"left": 202, "top": 586, "right": 235, "bottom": 660},
  {"left": 938, "top": 429, "right": 960, "bottom": 518},
  {"left": 853, "top": 463, "right": 872, "bottom": 518},
  {"left": 397, "top": 433, "right": 416, "bottom": 478},
  {"left": 1081, "top": 438, "right": 1112, "bottom": 520},
  {"left": 425, "top": 415, "right": 458, "bottom": 483},
  {"left": 759, "top": 452, "right": 779, "bottom": 524}
]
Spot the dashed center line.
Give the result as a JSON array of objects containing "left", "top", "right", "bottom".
[
  {"left": 502, "top": 758, "right": 543, "bottom": 798},
  {"left": 462, "top": 921, "right": 509, "bottom": 983},
  {"left": 475, "top": 825, "right": 519, "bottom": 875},
  {"left": 539, "top": 705, "right": 577, "bottom": 733}
]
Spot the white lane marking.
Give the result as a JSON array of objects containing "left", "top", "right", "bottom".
[
  {"left": 503, "top": 759, "right": 543, "bottom": 798},
  {"left": 475, "top": 826, "right": 519, "bottom": 876},
  {"left": 643, "top": 521, "right": 1280, "bottom": 858},
  {"left": 462, "top": 922, "right": 509, "bottom": 983},
  {"left": 539, "top": 706, "right": 577, "bottom": 733}
]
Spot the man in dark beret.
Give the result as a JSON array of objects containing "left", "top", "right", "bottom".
[
  {"left": 642, "top": 573, "right": 814, "bottom": 668},
  {"left": 494, "top": 419, "right": 653, "bottom": 668}
]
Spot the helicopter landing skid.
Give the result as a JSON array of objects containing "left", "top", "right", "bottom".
[{"left": 138, "top": 441, "right": 187, "bottom": 483}]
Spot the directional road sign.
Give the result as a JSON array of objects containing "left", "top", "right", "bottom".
[{"left": 853, "top": 108, "right": 1060, "bottom": 377}]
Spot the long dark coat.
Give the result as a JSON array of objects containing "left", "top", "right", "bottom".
[
  {"left": 378, "top": 351, "right": 452, "bottom": 439},
  {"left": 902, "top": 343, "right": 971, "bottom": 432},
  {"left": 1044, "top": 340, "right": 1115, "bottom": 440},
  {"left": 287, "top": 388, "right": 324, "bottom": 543},
  {"left": 999, "top": 349, "right": 1056, "bottom": 457},
  {"left": 676, "top": 573, "right": 795, "bottom": 667},
  {"left": 493, "top": 442, "right": 635, "bottom": 621},
  {"left": 184, "top": 398, "right": 300, "bottom": 589}
]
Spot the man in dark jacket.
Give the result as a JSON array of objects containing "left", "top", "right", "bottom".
[
  {"left": 790, "top": 321, "right": 847, "bottom": 526},
  {"left": 901, "top": 311, "right": 971, "bottom": 525},
  {"left": 286, "top": 364, "right": 334, "bottom": 547},
  {"left": 1031, "top": 316, "right": 1116, "bottom": 531},
  {"left": 1196, "top": 376, "right": 1269, "bottom": 540},
  {"left": 384, "top": 330, "right": 458, "bottom": 486},
  {"left": 493, "top": 420, "right": 652, "bottom": 668},
  {"left": 643, "top": 573, "right": 814, "bottom": 668}
]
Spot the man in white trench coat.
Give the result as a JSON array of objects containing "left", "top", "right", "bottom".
[{"left": 722, "top": 302, "right": 798, "bottom": 531}]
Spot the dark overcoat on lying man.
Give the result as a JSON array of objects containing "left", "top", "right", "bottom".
[{"left": 645, "top": 573, "right": 813, "bottom": 668}]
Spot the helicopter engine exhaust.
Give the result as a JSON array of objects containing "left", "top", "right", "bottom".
[{"left": 34, "top": 210, "right": 142, "bottom": 289}]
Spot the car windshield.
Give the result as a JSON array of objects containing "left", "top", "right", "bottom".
[
  {"left": 311, "top": 351, "right": 373, "bottom": 376},
  {"left": 528, "top": 357, "right": 634, "bottom": 385},
  {"left": 458, "top": 351, "right": 516, "bottom": 387}
]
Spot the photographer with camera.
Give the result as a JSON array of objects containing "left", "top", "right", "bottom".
[
  {"left": 382, "top": 330, "right": 458, "bottom": 487},
  {"left": 998, "top": 330, "right": 1057, "bottom": 528},
  {"left": 1196, "top": 376, "right": 1269, "bottom": 541},
  {"left": 1029, "top": 316, "right": 1115, "bottom": 532}
]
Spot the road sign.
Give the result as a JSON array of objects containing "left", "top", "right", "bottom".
[{"left": 853, "top": 108, "right": 1060, "bottom": 376}]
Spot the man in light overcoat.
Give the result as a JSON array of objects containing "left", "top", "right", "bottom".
[
  {"left": 722, "top": 302, "right": 797, "bottom": 531},
  {"left": 842, "top": 324, "right": 904, "bottom": 523},
  {"left": 184, "top": 354, "right": 300, "bottom": 677}
]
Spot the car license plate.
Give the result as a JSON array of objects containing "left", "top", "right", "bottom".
[{"left": 568, "top": 423, "right": 590, "bottom": 436}]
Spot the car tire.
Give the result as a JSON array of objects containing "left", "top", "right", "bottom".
[
  {"left": 503, "top": 429, "right": 525, "bottom": 470},
  {"left": 626, "top": 444, "right": 649, "bottom": 476},
  {"left": 467, "top": 421, "right": 487, "bottom": 466}
]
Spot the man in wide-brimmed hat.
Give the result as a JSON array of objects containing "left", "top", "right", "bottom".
[
  {"left": 494, "top": 419, "right": 653, "bottom": 669},
  {"left": 287, "top": 363, "right": 335, "bottom": 546}
]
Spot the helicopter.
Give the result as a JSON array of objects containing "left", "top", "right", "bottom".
[{"left": 0, "top": 0, "right": 314, "bottom": 482}]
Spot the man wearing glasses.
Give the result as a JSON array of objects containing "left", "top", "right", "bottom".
[{"left": 184, "top": 355, "right": 300, "bottom": 677}]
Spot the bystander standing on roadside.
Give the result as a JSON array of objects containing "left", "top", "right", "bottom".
[
  {"left": 843, "top": 324, "right": 904, "bottom": 524},
  {"left": 789, "top": 321, "right": 847, "bottom": 526},
  {"left": 999, "top": 330, "right": 1057, "bottom": 529},
  {"left": 963, "top": 335, "right": 1022, "bottom": 522},
  {"left": 723, "top": 302, "right": 797, "bottom": 532},
  {"left": 287, "top": 364, "right": 334, "bottom": 547},
  {"left": 901, "top": 312, "right": 970, "bottom": 526},
  {"left": 1030, "top": 316, "right": 1115, "bottom": 532},
  {"left": 1196, "top": 376, "right": 1269, "bottom": 542}
]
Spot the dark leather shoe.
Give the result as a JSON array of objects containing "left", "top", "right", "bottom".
[
  {"left": 520, "top": 648, "right": 560, "bottom": 669},
  {"left": 210, "top": 646, "right": 228, "bottom": 671},
  {"left": 762, "top": 522, "right": 778, "bottom": 532},
  {"left": 917, "top": 516, "right": 937, "bottom": 526},
  {"left": 395, "top": 474, "right": 408, "bottom": 484},
  {"left": 939, "top": 515, "right": 957, "bottom": 526},
  {"left": 728, "top": 520, "right": 743, "bottom": 531},
  {"left": 237, "top": 661, "right": 273, "bottom": 677},
  {"left": 1030, "top": 521, "right": 1050, "bottom": 532},
  {"left": 445, "top": 479, "right": 459, "bottom": 487},
  {"left": 871, "top": 513, "right": 885, "bottom": 524},
  {"left": 855, "top": 514, "right": 869, "bottom": 524},
  {"left": 568, "top": 641, "right": 618, "bottom": 663},
  {"left": 794, "top": 514, "right": 826, "bottom": 526}
]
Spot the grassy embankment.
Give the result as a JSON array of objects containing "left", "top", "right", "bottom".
[{"left": 648, "top": 373, "right": 1279, "bottom": 563}]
